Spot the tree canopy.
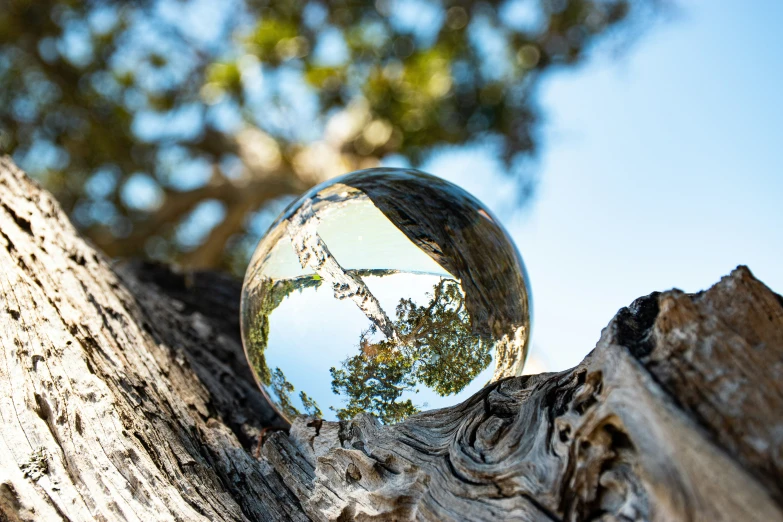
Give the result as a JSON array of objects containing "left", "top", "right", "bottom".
[
  {"left": 330, "top": 278, "right": 490, "bottom": 423},
  {"left": 0, "top": 0, "right": 653, "bottom": 273},
  {"left": 245, "top": 271, "right": 489, "bottom": 423}
]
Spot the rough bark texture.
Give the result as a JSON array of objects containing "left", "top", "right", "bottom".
[{"left": 0, "top": 156, "right": 781, "bottom": 521}]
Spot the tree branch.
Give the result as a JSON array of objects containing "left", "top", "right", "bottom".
[
  {"left": 287, "top": 197, "right": 398, "bottom": 340},
  {"left": 1, "top": 156, "right": 781, "bottom": 521}
]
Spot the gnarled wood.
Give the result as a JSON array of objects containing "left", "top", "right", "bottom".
[
  {"left": 0, "top": 156, "right": 781, "bottom": 521},
  {"left": 272, "top": 269, "right": 783, "bottom": 521}
]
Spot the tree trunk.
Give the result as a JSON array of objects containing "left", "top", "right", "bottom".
[{"left": 0, "top": 156, "right": 781, "bottom": 521}]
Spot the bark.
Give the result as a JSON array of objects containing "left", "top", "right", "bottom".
[{"left": 0, "top": 156, "right": 781, "bottom": 521}]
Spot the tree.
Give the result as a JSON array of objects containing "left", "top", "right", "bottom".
[
  {"left": 245, "top": 193, "right": 497, "bottom": 424},
  {"left": 0, "top": 0, "right": 656, "bottom": 273},
  {"left": 330, "top": 278, "right": 492, "bottom": 423},
  {"left": 330, "top": 329, "right": 420, "bottom": 424},
  {"left": 245, "top": 273, "right": 325, "bottom": 387},
  {"left": 395, "top": 278, "right": 490, "bottom": 395},
  {"left": 269, "top": 367, "right": 302, "bottom": 419},
  {"left": 243, "top": 267, "right": 402, "bottom": 404},
  {"left": 2, "top": 157, "right": 781, "bottom": 521}
]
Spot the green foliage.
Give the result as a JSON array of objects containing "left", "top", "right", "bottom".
[
  {"left": 0, "top": 0, "right": 651, "bottom": 272},
  {"left": 299, "top": 391, "right": 323, "bottom": 417},
  {"left": 247, "top": 276, "right": 326, "bottom": 419},
  {"left": 398, "top": 278, "right": 491, "bottom": 396},
  {"left": 330, "top": 278, "right": 490, "bottom": 423},
  {"left": 330, "top": 332, "right": 420, "bottom": 424},
  {"left": 247, "top": 274, "right": 325, "bottom": 385},
  {"left": 269, "top": 367, "right": 301, "bottom": 419}
]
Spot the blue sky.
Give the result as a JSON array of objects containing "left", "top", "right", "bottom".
[
  {"left": 422, "top": 2, "right": 783, "bottom": 372},
  {"left": 66, "top": 1, "right": 780, "bottom": 377}
]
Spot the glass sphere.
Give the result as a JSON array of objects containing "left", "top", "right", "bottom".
[{"left": 241, "top": 168, "right": 531, "bottom": 425}]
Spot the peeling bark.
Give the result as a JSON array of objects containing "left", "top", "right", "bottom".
[{"left": 0, "top": 156, "right": 781, "bottom": 521}]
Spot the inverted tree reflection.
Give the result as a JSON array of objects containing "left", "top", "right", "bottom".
[
  {"left": 330, "top": 278, "right": 491, "bottom": 423},
  {"left": 246, "top": 273, "right": 490, "bottom": 423}
]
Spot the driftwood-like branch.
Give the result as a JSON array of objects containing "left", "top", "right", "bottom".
[{"left": 0, "top": 156, "right": 781, "bottom": 521}]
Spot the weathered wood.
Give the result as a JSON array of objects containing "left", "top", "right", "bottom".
[
  {"left": 0, "top": 155, "right": 781, "bottom": 521},
  {"left": 0, "top": 157, "right": 298, "bottom": 521},
  {"left": 274, "top": 272, "right": 783, "bottom": 521}
]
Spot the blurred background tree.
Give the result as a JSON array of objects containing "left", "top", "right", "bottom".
[{"left": 0, "top": 0, "right": 655, "bottom": 274}]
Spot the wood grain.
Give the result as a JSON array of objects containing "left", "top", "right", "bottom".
[{"left": 0, "top": 156, "right": 780, "bottom": 521}]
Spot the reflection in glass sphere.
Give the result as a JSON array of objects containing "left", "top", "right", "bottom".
[{"left": 240, "top": 168, "right": 531, "bottom": 425}]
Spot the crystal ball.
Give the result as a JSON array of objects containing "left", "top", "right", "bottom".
[{"left": 240, "top": 168, "right": 531, "bottom": 424}]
